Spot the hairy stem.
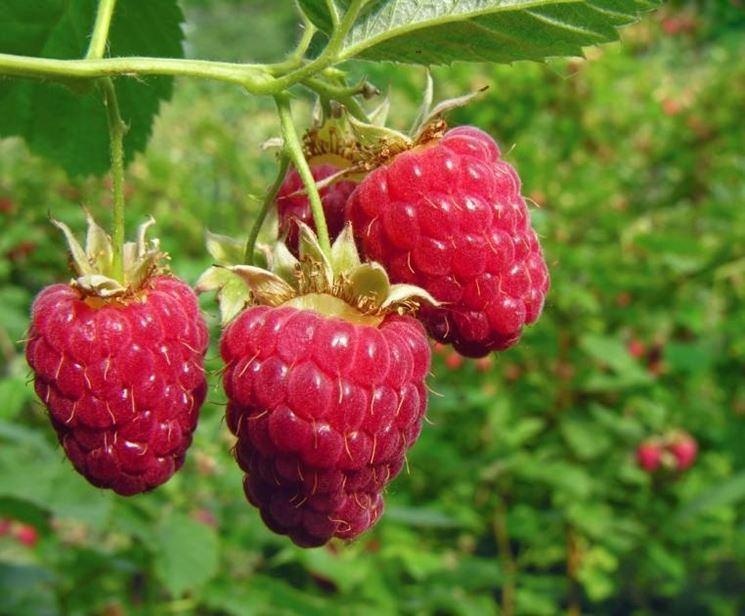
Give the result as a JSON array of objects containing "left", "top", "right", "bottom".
[
  {"left": 0, "top": 54, "right": 277, "bottom": 92},
  {"left": 274, "top": 94, "right": 331, "bottom": 257},
  {"left": 101, "top": 79, "right": 126, "bottom": 282},
  {"left": 86, "top": 0, "right": 118, "bottom": 60},
  {"left": 244, "top": 154, "right": 290, "bottom": 264},
  {"left": 271, "top": 0, "right": 368, "bottom": 92},
  {"left": 302, "top": 77, "right": 369, "bottom": 122}
]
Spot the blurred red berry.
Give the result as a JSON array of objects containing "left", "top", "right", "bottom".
[
  {"left": 636, "top": 442, "right": 662, "bottom": 472},
  {"left": 474, "top": 356, "right": 493, "bottom": 373},
  {"left": 14, "top": 524, "right": 39, "bottom": 548},
  {"left": 627, "top": 339, "right": 647, "bottom": 359},
  {"left": 668, "top": 433, "right": 698, "bottom": 471},
  {"left": 0, "top": 197, "right": 14, "bottom": 214},
  {"left": 0, "top": 518, "right": 11, "bottom": 536},
  {"left": 445, "top": 352, "right": 464, "bottom": 370}
]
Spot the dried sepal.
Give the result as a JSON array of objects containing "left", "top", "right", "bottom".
[
  {"left": 52, "top": 213, "right": 167, "bottom": 298},
  {"left": 229, "top": 265, "right": 295, "bottom": 306}
]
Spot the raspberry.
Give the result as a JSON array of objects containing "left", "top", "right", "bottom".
[
  {"left": 26, "top": 275, "right": 209, "bottom": 496},
  {"left": 14, "top": 524, "right": 39, "bottom": 548},
  {"left": 636, "top": 442, "right": 662, "bottom": 472},
  {"left": 221, "top": 306, "right": 430, "bottom": 547},
  {"left": 668, "top": 433, "right": 698, "bottom": 471},
  {"left": 277, "top": 164, "right": 357, "bottom": 255},
  {"left": 346, "top": 125, "right": 549, "bottom": 357}
]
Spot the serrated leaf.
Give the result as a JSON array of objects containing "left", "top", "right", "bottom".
[
  {"left": 155, "top": 512, "right": 219, "bottom": 597},
  {"left": 297, "top": 0, "right": 661, "bottom": 65},
  {"left": 0, "top": 0, "right": 184, "bottom": 176}
]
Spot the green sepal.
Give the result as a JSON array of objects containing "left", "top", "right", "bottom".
[
  {"left": 348, "top": 262, "right": 391, "bottom": 307},
  {"left": 205, "top": 230, "right": 245, "bottom": 265},
  {"left": 347, "top": 114, "right": 412, "bottom": 151},
  {"left": 329, "top": 224, "right": 361, "bottom": 274},
  {"left": 195, "top": 266, "right": 251, "bottom": 326}
]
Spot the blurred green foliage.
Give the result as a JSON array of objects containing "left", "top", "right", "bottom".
[{"left": 0, "top": 1, "right": 743, "bottom": 614}]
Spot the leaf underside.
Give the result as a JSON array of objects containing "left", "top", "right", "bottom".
[
  {"left": 0, "top": 0, "right": 184, "bottom": 176},
  {"left": 298, "top": 0, "right": 662, "bottom": 65}
]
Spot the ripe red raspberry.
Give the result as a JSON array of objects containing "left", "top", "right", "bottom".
[
  {"left": 346, "top": 126, "right": 549, "bottom": 357},
  {"left": 26, "top": 275, "right": 209, "bottom": 496},
  {"left": 636, "top": 442, "right": 662, "bottom": 472},
  {"left": 221, "top": 306, "right": 430, "bottom": 547},
  {"left": 668, "top": 434, "right": 698, "bottom": 471},
  {"left": 277, "top": 164, "right": 357, "bottom": 255}
]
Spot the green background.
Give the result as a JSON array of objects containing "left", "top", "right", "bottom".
[{"left": 0, "top": 1, "right": 743, "bottom": 614}]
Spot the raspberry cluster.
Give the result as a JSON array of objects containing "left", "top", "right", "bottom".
[{"left": 221, "top": 305, "right": 430, "bottom": 547}]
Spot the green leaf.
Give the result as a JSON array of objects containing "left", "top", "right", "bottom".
[
  {"left": 0, "top": 0, "right": 184, "bottom": 176},
  {"left": 297, "top": 0, "right": 661, "bottom": 65},
  {"left": 154, "top": 512, "right": 219, "bottom": 597},
  {"left": 675, "top": 471, "right": 745, "bottom": 522}
]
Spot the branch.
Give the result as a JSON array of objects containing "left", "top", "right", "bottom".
[{"left": 0, "top": 54, "right": 277, "bottom": 93}]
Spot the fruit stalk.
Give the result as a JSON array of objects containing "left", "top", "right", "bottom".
[
  {"left": 85, "top": 0, "right": 118, "bottom": 60},
  {"left": 244, "top": 153, "right": 290, "bottom": 264},
  {"left": 274, "top": 94, "right": 332, "bottom": 258},
  {"left": 101, "top": 78, "right": 127, "bottom": 282}
]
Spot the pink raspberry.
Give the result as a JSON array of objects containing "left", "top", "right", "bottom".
[
  {"left": 636, "top": 442, "right": 662, "bottom": 472},
  {"left": 277, "top": 164, "right": 357, "bottom": 255},
  {"left": 26, "top": 276, "right": 209, "bottom": 496},
  {"left": 668, "top": 433, "right": 698, "bottom": 471},
  {"left": 346, "top": 126, "right": 549, "bottom": 357},
  {"left": 221, "top": 306, "right": 430, "bottom": 547}
]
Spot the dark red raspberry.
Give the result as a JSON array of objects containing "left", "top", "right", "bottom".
[
  {"left": 221, "top": 305, "right": 430, "bottom": 547},
  {"left": 346, "top": 126, "right": 549, "bottom": 357},
  {"left": 26, "top": 275, "right": 209, "bottom": 496},
  {"left": 277, "top": 164, "right": 357, "bottom": 255},
  {"left": 636, "top": 442, "right": 662, "bottom": 472}
]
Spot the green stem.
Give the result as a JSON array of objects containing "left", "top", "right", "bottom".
[
  {"left": 270, "top": 0, "right": 368, "bottom": 92},
  {"left": 0, "top": 53, "right": 276, "bottom": 92},
  {"left": 302, "top": 77, "right": 369, "bottom": 122},
  {"left": 86, "top": 0, "right": 118, "bottom": 60},
  {"left": 244, "top": 154, "right": 290, "bottom": 264},
  {"left": 0, "top": 0, "right": 367, "bottom": 95},
  {"left": 274, "top": 94, "right": 331, "bottom": 257},
  {"left": 101, "top": 79, "right": 126, "bottom": 282}
]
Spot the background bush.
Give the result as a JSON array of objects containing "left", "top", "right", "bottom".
[{"left": 0, "top": 1, "right": 743, "bottom": 614}]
